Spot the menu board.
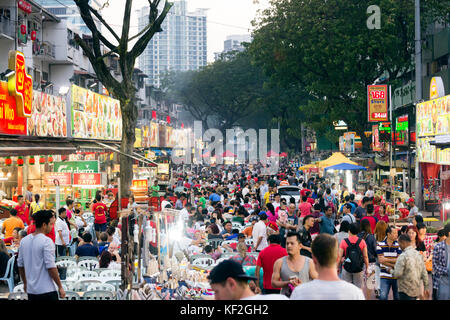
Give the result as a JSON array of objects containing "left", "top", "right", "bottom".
[
  {"left": 43, "top": 172, "right": 72, "bottom": 186},
  {"left": 437, "top": 147, "right": 450, "bottom": 165},
  {"left": 0, "top": 81, "right": 27, "bottom": 135},
  {"left": 416, "top": 95, "right": 450, "bottom": 137},
  {"left": 71, "top": 84, "right": 122, "bottom": 140},
  {"left": 417, "top": 138, "right": 436, "bottom": 163},
  {"left": 28, "top": 91, "right": 67, "bottom": 137},
  {"left": 150, "top": 122, "right": 159, "bottom": 147}
]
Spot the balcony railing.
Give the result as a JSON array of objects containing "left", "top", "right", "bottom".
[{"left": 33, "top": 41, "right": 56, "bottom": 59}]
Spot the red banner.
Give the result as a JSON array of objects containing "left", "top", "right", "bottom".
[
  {"left": 0, "top": 81, "right": 27, "bottom": 135},
  {"left": 132, "top": 179, "right": 148, "bottom": 189},
  {"left": 367, "top": 85, "right": 388, "bottom": 122},
  {"left": 73, "top": 173, "right": 101, "bottom": 186},
  {"left": 43, "top": 172, "right": 72, "bottom": 186}
]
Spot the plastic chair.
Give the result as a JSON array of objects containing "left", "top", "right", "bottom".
[
  {"left": 189, "top": 254, "right": 211, "bottom": 264},
  {"left": 208, "top": 239, "right": 223, "bottom": 250},
  {"left": 56, "top": 256, "right": 77, "bottom": 263},
  {"left": 99, "top": 269, "right": 121, "bottom": 279},
  {"left": 78, "top": 259, "right": 99, "bottom": 271},
  {"left": 232, "top": 222, "right": 243, "bottom": 230},
  {"left": 61, "top": 280, "right": 77, "bottom": 291},
  {"left": 192, "top": 257, "right": 214, "bottom": 267},
  {"left": 65, "top": 267, "right": 82, "bottom": 282},
  {"left": 78, "top": 270, "right": 99, "bottom": 280},
  {"left": 0, "top": 256, "right": 15, "bottom": 292},
  {"left": 93, "top": 268, "right": 109, "bottom": 275},
  {"left": 105, "top": 280, "right": 121, "bottom": 291},
  {"left": 56, "top": 260, "right": 77, "bottom": 268},
  {"left": 245, "top": 238, "right": 254, "bottom": 247},
  {"left": 8, "top": 292, "right": 28, "bottom": 300},
  {"left": 74, "top": 279, "right": 102, "bottom": 291},
  {"left": 60, "top": 291, "right": 81, "bottom": 300},
  {"left": 83, "top": 290, "right": 115, "bottom": 300},
  {"left": 13, "top": 283, "right": 24, "bottom": 293},
  {"left": 86, "top": 283, "right": 116, "bottom": 292}
]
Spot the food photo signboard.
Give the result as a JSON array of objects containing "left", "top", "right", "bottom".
[
  {"left": 71, "top": 84, "right": 122, "bottom": 140},
  {"left": 416, "top": 95, "right": 450, "bottom": 137},
  {"left": 0, "top": 81, "right": 27, "bottom": 135},
  {"left": 43, "top": 172, "right": 72, "bottom": 186},
  {"left": 28, "top": 91, "right": 67, "bottom": 137}
]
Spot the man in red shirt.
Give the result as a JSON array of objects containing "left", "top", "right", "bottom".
[
  {"left": 360, "top": 204, "right": 378, "bottom": 234},
  {"left": 92, "top": 194, "right": 108, "bottom": 238},
  {"left": 15, "top": 195, "right": 30, "bottom": 226},
  {"left": 300, "top": 183, "right": 310, "bottom": 198},
  {"left": 255, "top": 234, "right": 287, "bottom": 294}
]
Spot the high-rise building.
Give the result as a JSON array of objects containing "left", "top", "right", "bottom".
[
  {"left": 138, "top": 0, "right": 207, "bottom": 87},
  {"left": 34, "top": 0, "right": 102, "bottom": 35},
  {"left": 214, "top": 34, "right": 251, "bottom": 61}
]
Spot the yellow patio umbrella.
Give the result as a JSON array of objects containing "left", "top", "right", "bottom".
[
  {"left": 299, "top": 163, "right": 319, "bottom": 170},
  {"left": 317, "top": 152, "right": 358, "bottom": 169}
]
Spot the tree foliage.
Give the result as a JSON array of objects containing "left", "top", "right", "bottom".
[
  {"left": 249, "top": 0, "right": 450, "bottom": 152},
  {"left": 73, "top": 0, "right": 172, "bottom": 196}
]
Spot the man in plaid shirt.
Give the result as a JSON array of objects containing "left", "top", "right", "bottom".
[{"left": 432, "top": 223, "right": 450, "bottom": 300}]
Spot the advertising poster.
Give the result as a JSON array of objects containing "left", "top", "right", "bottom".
[
  {"left": 134, "top": 128, "right": 142, "bottom": 148},
  {"left": 43, "top": 172, "right": 72, "bottom": 186},
  {"left": 28, "top": 91, "right": 67, "bottom": 137},
  {"left": 372, "top": 125, "right": 382, "bottom": 152},
  {"left": 367, "top": 85, "right": 388, "bottom": 122},
  {"left": 142, "top": 125, "right": 150, "bottom": 148},
  {"left": 71, "top": 84, "right": 122, "bottom": 140},
  {"left": 417, "top": 138, "right": 436, "bottom": 163},
  {"left": 166, "top": 126, "right": 173, "bottom": 148},
  {"left": 0, "top": 81, "right": 27, "bottom": 135},
  {"left": 150, "top": 122, "right": 159, "bottom": 147},
  {"left": 416, "top": 95, "right": 450, "bottom": 137}
]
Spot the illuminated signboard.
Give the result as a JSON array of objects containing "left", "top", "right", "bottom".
[
  {"left": 8, "top": 51, "right": 32, "bottom": 118},
  {"left": 367, "top": 85, "right": 388, "bottom": 122},
  {"left": 395, "top": 115, "right": 409, "bottom": 146},
  {"left": 73, "top": 173, "right": 101, "bottom": 186}
]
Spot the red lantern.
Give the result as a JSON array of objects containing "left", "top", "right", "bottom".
[
  {"left": 5, "top": 157, "right": 12, "bottom": 166},
  {"left": 39, "top": 156, "right": 46, "bottom": 164},
  {"left": 31, "top": 31, "right": 36, "bottom": 41},
  {"left": 48, "top": 155, "right": 54, "bottom": 163},
  {"left": 166, "top": 116, "right": 171, "bottom": 124},
  {"left": 152, "top": 110, "right": 157, "bottom": 119},
  {"left": 17, "top": 157, "right": 24, "bottom": 167},
  {"left": 29, "top": 156, "right": 35, "bottom": 165},
  {"left": 181, "top": 123, "right": 184, "bottom": 128},
  {"left": 20, "top": 24, "right": 26, "bottom": 35}
]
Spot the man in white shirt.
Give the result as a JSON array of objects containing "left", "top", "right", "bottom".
[
  {"left": 253, "top": 213, "right": 269, "bottom": 252},
  {"left": 365, "top": 185, "right": 374, "bottom": 198},
  {"left": 18, "top": 210, "right": 65, "bottom": 300},
  {"left": 160, "top": 194, "right": 172, "bottom": 210},
  {"left": 179, "top": 203, "right": 191, "bottom": 222},
  {"left": 259, "top": 181, "right": 268, "bottom": 203},
  {"left": 290, "top": 234, "right": 365, "bottom": 300},
  {"left": 55, "top": 208, "right": 70, "bottom": 257},
  {"left": 208, "top": 260, "right": 288, "bottom": 300}
]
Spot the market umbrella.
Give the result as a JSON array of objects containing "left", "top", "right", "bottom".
[
  {"left": 299, "top": 163, "right": 318, "bottom": 170},
  {"left": 222, "top": 150, "right": 236, "bottom": 157},
  {"left": 324, "top": 163, "right": 367, "bottom": 171},
  {"left": 318, "top": 152, "right": 358, "bottom": 169},
  {"left": 279, "top": 152, "right": 288, "bottom": 157}
]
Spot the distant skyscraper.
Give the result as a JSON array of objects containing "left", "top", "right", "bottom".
[
  {"left": 138, "top": 0, "right": 207, "bottom": 87},
  {"left": 214, "top": 34, "right": 252, "bottom": 61},
  {"left": 34, "top": 0, "right": 102, "bottom": 35}
]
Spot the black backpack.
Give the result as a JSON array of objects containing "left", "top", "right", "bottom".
[{"left": 343, "top": 238, "right": 364, "bottom": 273}]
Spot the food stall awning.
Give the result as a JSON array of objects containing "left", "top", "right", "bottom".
[
  {"left": 317, "top": 152, "right": 358, "bottom": 168},
  {"left": 324, "top": 163, "right": 367, "bottom": 171},
  {"left": 0, "top": 139, "right": 77, "bottom": 156},
  {"left": 96, "top": 142, "right": 157, "bottom": 167}
]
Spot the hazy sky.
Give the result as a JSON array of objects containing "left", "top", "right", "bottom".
[{"left": 102, "top": 0, "right": 270, "bottom": 62}]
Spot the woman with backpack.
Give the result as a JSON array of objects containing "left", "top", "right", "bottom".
[{"left": 338, "top": 223, "right": 369, "bottom": 290}]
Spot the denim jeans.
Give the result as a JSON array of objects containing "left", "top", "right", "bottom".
[
  {"left": 379, "top": 278, "right": 399, "bottom": 300},
  {"left": 56, "top": 245, "right": 67, "bottom": 257}
]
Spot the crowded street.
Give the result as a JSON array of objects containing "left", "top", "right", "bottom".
[{"left": 0, "top": 0, "right": 449, "bottom": 303}]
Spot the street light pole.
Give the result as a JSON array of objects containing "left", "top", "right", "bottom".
[{"left": 414, "top": 0, "right": 423, "bottom": 207}]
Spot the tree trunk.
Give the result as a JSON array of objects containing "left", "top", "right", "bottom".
[
  {"left": 355, "top": 127, "right": 370, "bottom": 154},
  {"left": 120, "top": 97, "right": 138, "bottom": 198}
]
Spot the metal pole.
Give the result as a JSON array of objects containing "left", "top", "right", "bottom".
[
  {"left": 414, "top": 0, "right": 423, "bottom": 207},
  {"left": 389, "top": 85, "right": 393, "bottom": 186}
]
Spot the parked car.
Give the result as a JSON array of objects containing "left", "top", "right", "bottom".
[{"left": 277, "top": 186, "right": 301, "bottom": 205}]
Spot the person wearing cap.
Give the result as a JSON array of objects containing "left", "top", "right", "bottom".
[
  {"left": 208, "top": 260, "right": 288, "bottom": 300},
  {"left": 405, "top": 198, "right": 421, "bottom": 224}
]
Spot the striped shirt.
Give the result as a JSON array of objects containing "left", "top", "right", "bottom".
[{"left": 376, "top": 238, "right": 402, "bottom": 279}]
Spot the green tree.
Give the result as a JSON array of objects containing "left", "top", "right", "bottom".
[
  {"left": 73, "top": 0, "right": 172, "bottom": 196},
  {"left": 250, "top": 0, "right": 449, "bottom": 152}
]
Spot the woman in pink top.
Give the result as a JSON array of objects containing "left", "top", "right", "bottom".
[
  {"left": 298, "top": 196, "right": 313, "bottom": 218},
  {"left": 265, "top": 203, "right": 278, "bottom": 223}
]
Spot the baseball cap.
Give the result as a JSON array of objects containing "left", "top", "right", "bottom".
[{"left": 208, "top": 260, "right": 256, "bottom": 284}]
